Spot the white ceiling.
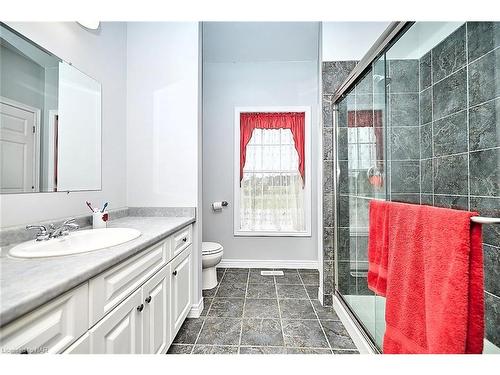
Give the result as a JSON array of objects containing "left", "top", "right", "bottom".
[
  {"left": 203, "top": 22, "right": 320, "bottom": 63},
  {"left": 322, "top": 22, "right": 390, "bottom": 61}
]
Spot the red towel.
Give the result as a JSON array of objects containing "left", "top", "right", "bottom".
[
  {"left": 367, "top": 200, "right": 391, "bottom": 296},
  {"left": 367, "top": 200, "right": 484, "bottom": 354}
]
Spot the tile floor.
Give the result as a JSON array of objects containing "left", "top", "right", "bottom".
[{"left": 167, "top": 268, "right": 359, "bottom": 354}]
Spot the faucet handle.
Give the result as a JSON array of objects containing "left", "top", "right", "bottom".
[
  {"left": 26, "top": 224, "right": 47, "bottom": 233},
  {"left": 65, "top": 222, "right": 79, "bottom": 230},
  {"left": 26, "top": 225, "right": 49, "bottom": 241}
]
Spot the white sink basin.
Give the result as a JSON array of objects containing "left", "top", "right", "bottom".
[{"left": 9, "top": 228, "right": 142, "bottom": 258}]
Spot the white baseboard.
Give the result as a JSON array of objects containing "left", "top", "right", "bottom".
[
  {"left": 333, "top": 295, "right": 376, "bottom": 354},
  {"left": 187, "top": 297, "right": 204, "bottom": 318},
  {"left": 218, "top": 259, "right": 319, "bottom": 270}
]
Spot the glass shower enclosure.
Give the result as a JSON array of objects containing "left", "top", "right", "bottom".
[{"left": 333, "top": 22, "right": 500, "bottom": 353}]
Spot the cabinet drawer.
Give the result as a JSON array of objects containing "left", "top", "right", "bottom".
[
  {"left": 0, "top": 283, "right": 89, "bottom": 354},
  {"left": 171, "top": 225, "right": 192, "bottom": 258},
  {"left": 89, "top": 240, "right": 168, "bottom": 326}
]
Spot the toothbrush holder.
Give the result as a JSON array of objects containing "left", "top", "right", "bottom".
[{"left": 93, "top": 211, "right": 109, "bottom": 229}]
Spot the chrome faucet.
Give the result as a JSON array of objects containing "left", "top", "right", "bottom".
[
  {"left": 26, "top": 218, "right": 79, "bottom": 241},
  {"left": 49, "top": 218, "right": 79, "bottom": 238},
  {"left": 26, "top": 225, "right": 50, "bottom": 241}
]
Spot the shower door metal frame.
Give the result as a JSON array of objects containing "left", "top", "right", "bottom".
[
  {"left": 331, "top": 22, "right": 413, "bottom": 104},
  {"left": 331, "top": 21, "right": 413, "bottom": 353},
  {"left": 332, "top": 102, "right": 381, "bottom": 354}
]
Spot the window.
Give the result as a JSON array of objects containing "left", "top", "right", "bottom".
[
  {"left": 234, "top": 107, "right": 311, "bottom": 236},
  {"left": 348, "top": 127, "right": 376, "bottom": 171},
  {"left": 347, "top": 108, "right": 384, "bottom": 192}
]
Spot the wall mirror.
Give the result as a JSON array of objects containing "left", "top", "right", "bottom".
[{"left": 0, "top": 23, "right": 102, "bottom": 193}]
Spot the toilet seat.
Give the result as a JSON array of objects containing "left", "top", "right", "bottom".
[{"left": 202, "top": 241, "right": 223, "bottom": 255}]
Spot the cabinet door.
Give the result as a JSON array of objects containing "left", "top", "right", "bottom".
[
  {"left": 90, "top": 288, "right": 143, "bottom": 354},
  {"left": 170, "top": 246, "right": 192, "bottom": 337},
  {"left": 63, "top": 333, "right": 90, "bottom": 354},
  {"left": 0, "top": 283, "right": 88, "bottom": 354},
  {"left": 142, "top": 265, "right": 170, "bottom": 354}
]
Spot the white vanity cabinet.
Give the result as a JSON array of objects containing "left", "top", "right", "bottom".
[
  {"left": 89, "top": 245, "right": 192, "bottom": 354},
  {"left": 0, "top": 283, "right": 89, "bottom": 354},
  {"left": 0, "top": 224, "right": 194, "bottom": 355}
]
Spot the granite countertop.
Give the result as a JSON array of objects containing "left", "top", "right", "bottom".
[{"left": 0, "top": 215, "right": 195, "bottom": 327}]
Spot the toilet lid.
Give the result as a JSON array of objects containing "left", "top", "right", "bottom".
[{"left": 202, "top": 241, "right": 223, "bottom": 255}]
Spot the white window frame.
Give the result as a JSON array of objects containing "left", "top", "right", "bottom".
[{"left": 233, "top": 106, "right": 312, "bottom": 237}]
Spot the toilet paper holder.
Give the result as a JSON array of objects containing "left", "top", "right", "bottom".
[{"left": 211, "top": 201, "right": 229, "bottom": 211}]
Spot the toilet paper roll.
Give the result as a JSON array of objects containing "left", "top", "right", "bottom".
[{"left": 212, "top": 202, "right": 223, "bottom": 212}]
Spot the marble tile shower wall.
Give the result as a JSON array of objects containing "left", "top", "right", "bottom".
[
  {"left": 387, "top": 59, "right": 421, "bottom": 204},
  {"left": 417, "top": 22, "right": 500, "bottom": 347},
  {"left": 322, "top": 61, "right": 358, "bottom": 306}
]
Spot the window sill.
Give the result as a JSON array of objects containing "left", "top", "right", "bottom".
[{"left": 234, "top": 230, "right": 311, "bottom": 238}]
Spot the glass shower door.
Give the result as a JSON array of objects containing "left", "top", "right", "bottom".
[
  {"left": 335, "top": 55, "right": 388, "bottom": 348},
  {"left": 336, "top": 21, "right": 500, "bottom": 353}
]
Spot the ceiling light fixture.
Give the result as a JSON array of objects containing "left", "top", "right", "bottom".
[{"left": 77, "top": 21, "right": 100, "bottom": 30}]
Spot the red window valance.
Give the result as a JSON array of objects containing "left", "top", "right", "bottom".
[
  {"left": 347, "top": 109, "right": 384, "bottom": 166},
  {"left": 240, "top": 112, "right": 305, "bottom": 186}
]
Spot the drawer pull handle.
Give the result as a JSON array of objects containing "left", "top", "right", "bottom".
[
  {"left": 137, "top": 304, "right": 144, "bottom": 312},
  {"left": 173, "top": 270, "right": 178, "bottom": 276},
  {"left": 182, "top": 237, "right": 187, "bottom": 242},
  {"left": 145, "top": 296, "right": 152, "bottom": 304}
]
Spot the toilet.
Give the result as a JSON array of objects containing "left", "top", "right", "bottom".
[{"left": 201, "top": 242, "right": 224, "bottom": 290}]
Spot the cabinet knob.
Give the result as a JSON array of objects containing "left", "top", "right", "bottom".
[
  {"left": 137, "top": 304, "right": 144, "bottom": 312},
  {"left": 182, "top": 237, "right": 187, "bottom": 242},
  {"left": 145, "top": 296, "right": 152, "bottom": 304},
  {"left": 173, "top": 270, "right": 178, "bottom": 276}
]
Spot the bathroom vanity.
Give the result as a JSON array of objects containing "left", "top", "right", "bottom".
[
  {"left": 0, "top": 216, "right": 196, "bottom": 354},
  {"left": 0, "top": 23, "right": 201, "bottom": 355}
]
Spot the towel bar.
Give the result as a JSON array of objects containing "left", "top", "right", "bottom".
[
  {"left": 358, "top": 197, "right": 499, "bottom": 223},
  {"left": 471, "top": 216, "right": 500, "bottom": 224}
]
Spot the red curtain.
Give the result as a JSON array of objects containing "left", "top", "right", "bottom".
[{"left": 240, "top": 112, "right": 305, "bottom": 186}]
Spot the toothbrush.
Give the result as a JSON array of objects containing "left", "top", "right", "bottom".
[
  {"left": 101, "top": 202, "right": 108, "bottom": 213},
  {"left": 86, "top": 201, "right": 96, "bottom": 213}
]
